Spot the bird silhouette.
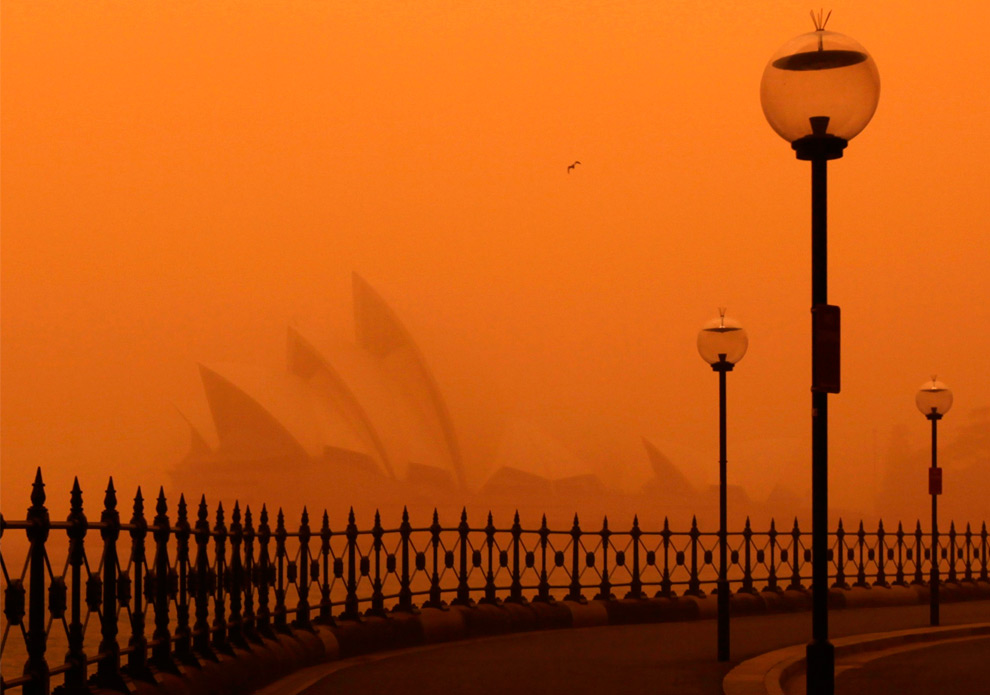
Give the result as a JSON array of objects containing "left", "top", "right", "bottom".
[{"left": 567, "top": 161, "right": 581, "bottom": 173}]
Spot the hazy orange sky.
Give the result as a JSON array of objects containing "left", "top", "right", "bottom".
[{"left": 2, "top": 1, "right": 988, "bottom": 522}]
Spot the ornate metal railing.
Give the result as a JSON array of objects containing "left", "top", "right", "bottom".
[{"left": 1, "top": 469, "right": 987, "bottom": 694}]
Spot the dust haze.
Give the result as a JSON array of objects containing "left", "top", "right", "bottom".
[{"left": 2, "top": 1, "right": 988, "bottom": 534}]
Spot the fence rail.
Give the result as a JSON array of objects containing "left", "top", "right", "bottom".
[{"left": 1, "top": 469, "right": 987, "bottom": 694}]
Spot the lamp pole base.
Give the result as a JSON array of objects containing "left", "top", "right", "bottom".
[{"left": 806, "top": 639, "right": 835, "bottom": 695}]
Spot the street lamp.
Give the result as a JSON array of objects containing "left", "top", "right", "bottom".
[
  {"left": 760, "top": 12, "right": 880, "bottom": 695},
  {"left": 697, "top": 309, "right": 747, "bottom": 662},
  {"left": 916, "top": 377, "right": 952, "bottom": 627}
]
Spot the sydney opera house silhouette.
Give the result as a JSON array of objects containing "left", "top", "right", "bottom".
[{"left": 170, "top": 274, "right": 747, "bottom": 522}]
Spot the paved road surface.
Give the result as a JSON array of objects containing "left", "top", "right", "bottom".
[
  {"left": 834, "top": 635, "right": 990, "bottom": 695},
  {"left": 281, "top": 601, "right": 990, "bottom": 695}
]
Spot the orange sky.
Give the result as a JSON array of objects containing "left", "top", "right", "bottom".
[{"left": 2, "top": 1, "right": 988, "bottom": 523}]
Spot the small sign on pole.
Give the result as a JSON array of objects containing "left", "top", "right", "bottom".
[
  {"left": 929, "top": 467, "right": 943, "bottom": 496},
  {"left": 812, "top": 304, "right": 840, "bottom": 393}
]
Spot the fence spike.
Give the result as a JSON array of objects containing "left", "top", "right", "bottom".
[
  {"left": 106, "top": 477, "right": 118, "bottom": 510},
  {"left": 71, "top": 476, "right": 83, "bottom": 510},
  {"left": 31, "top": 466, "right": 46, "bottom": 507}
]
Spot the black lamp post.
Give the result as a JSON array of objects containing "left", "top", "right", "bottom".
[
  {"left": 916, "top": 377, "right": 953, "bottom": 626},
  {"left": 760, "top": 13, "right": 880, "bottom": 695},
  {"left": 697, "top": 309, "right": 748, "bottom": 662}
]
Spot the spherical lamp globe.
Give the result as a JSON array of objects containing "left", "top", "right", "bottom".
[
  {"left": 916, "top": 378, "right": 953, "bottom": 418},
  {"left": 698, "top": 312, "right": 748, "bottom": 367},
  {"left": 761, "top": 27, "right": 880, "bottom": 147}
]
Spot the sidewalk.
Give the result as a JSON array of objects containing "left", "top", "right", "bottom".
[{"left": 258, "top": 600, "right": 990, "bottom": 695}]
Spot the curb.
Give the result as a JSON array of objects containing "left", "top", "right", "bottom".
[{"left": 722, "top": 621, "right": 990, "bottom": 695}]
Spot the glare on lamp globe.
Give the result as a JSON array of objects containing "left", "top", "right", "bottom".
[
  {"left": 697, "top": 312, "right": 748, "bottom": 366},
  {"left": 760, "top": 29, "right": 880, "bottom": 144},
  {"left": 916, "top": 378, "right": 953, "bottom": 417}
]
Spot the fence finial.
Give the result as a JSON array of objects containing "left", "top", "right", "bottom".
[
  {"left": 71, "top": 477, "right": 83, "bottom": 511},
  {"left": 31, "top": 467, "right": 46, "bottom": 508},
  {"left": 105, "top": 477, "right": 117, "bottom": 510}
]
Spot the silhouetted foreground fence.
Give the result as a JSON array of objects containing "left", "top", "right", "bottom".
[{"left": 2, "top": 469, "right": 988, "bottom": 694}]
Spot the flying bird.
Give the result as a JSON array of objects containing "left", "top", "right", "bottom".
[{"left": 567, "top": 161, "right": 581, "bottom": 173}]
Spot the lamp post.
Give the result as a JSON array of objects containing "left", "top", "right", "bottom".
[
  {"left": 697, "top": 309, "right": 748, "bottom": 662},
  {"left": 760, "top": 12, "right": 880, "bottom": 695},
  {"left": 916, "top": 377, "right": 952, "bottom": 627}
]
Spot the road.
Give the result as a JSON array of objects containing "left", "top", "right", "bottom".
[{"left": 275, "top": 601, "right": 990, "bottom": 695}]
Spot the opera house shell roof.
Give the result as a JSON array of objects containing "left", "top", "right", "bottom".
[{"left": 172, "top": 274, "right": 697, "bottom": 517}]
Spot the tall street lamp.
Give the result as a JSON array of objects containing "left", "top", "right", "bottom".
[
  {"left": 760, "top": 12, "right": 880, "bottom": 695},
  {"left": 697, "top": 309, "right": 748, "bottom": 662},
  {"left": 916, "top": 377, "right": 952, "bottom": 627}
]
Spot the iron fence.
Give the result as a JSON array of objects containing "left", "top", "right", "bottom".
[{"left": 1, "top": 469, "right": 987, "bottom": 694}]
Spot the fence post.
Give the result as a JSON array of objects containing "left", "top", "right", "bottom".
[
  {"left": 274, "top": 508, "right": 289, "bottom": 632},
  {"left": 318, "top": 511, "right": 334, "bottom": 624},
  {"left": 212, "top": 503, "right": 232, "bottom": 654},
  {"left": 94, "top": 478, "right": 130, "bottom": 691},
  {"left": 832, "top": 519, "right": 847, "bottom": 589},
  {"left": 596, "top": 516, "right": 613, "bottom": 600},
  {"left": 193, "top": 496, "right": 216, "bottom": 661},
  {"left": 875, "top": 519, "right": 888, "bottom": 588},
  {"left": 965, "top": 523, "right": 973, "bottom": 583},
  {"left": 125, "top": 488, "right": 153, "bottom": 681},
  {"left": 948, "top": 522, "right": 957, "bottom": 583},
  {"left": 173, "top": 495, "right": 196, "bottom": 665},
  {"left": 64, "top": 478, "right": 89, "bottom": 693},
  {"left": 151, "top": 488, "right": 179, "bottom": 675},
  {"left": 566, "top": 514, "right": 584, "bottom": 602},
  {"left": 255, "top": 506, "right": 274, "bottom": 639},
  {"left": 740, "top": 517, "right": 754, "bottom": 594},
  {"left": 481, "top": 512, "right": 499, "bottom": 605},
  {"left": 341, "top": 508, "right": 360, "bottom": 620},
  {"left": 537, "top": 514, "right": 552, "bottom": 603},
  {"left": 507, "top": 511, "right": 524, "bottom": 604},
  {"left": 626, "top": 515, "right": 643, "bottom": 599},
  {"left": 854, "top": 521, "right": 868, "bottom": 588},
  {"left": 766, "top": 519, "right": 779, "bottom": 593},
  {"left": 452, "top": 509, "right": 473, "bottom": 606},
  {"left": 242, "top": 505, "right": 260, "bottom": 643},
  {"left": 659, "top": 517, "right": 672, "bottom": 598},
  {"left": 395, "top": 507, "right": 414, "bottom": 612},
  {"left": 913, "top": 520, "right": 925, "bottom": 585},
  {"left": 228, "top": 502, "right": 248, "bottom": 646},
  {"left": 685, "top": 516, "right": 703, "bottom": 597},
  {"left": 425, "top": 509, "right": 446, "bottom": 608},
  {"left": 368, "top": 510, "right": 386, "bottom": 617},
  {"left": 982, "top": 523, "right": 988, "bottom": 583},
  {"left": 294, "top": 507, "right": 312, "bottom": 630},
  {"left": 24, "top": 469, "right": 51, "bottom": 695},
  {"left": 792, "top": 517, "right": 806, "bottom": 590},
  {"left": 894, "top": 522, "right": 906, "bottom": 587}
]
